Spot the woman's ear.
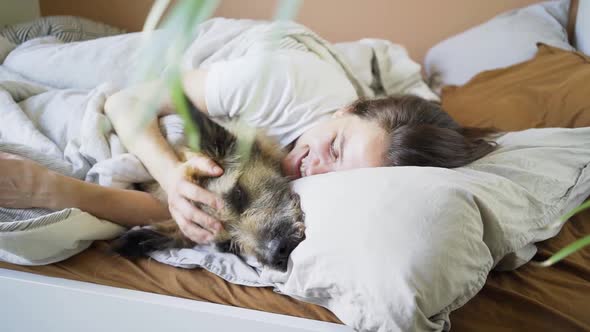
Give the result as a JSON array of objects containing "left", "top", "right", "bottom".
[{"left": 332, "top": 107, "right": 353, "bottom": 118}]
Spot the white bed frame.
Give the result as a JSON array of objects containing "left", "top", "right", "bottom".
[{"left": 0, "top": 267, "right": 353, "bottom": 332}]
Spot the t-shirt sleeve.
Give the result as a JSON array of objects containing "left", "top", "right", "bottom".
[
  {"left": 205, "top": 50, "right": 358, "bottom": 145},
  {"left": 205, "top": 53, "right": 271, "bottom": 119}
]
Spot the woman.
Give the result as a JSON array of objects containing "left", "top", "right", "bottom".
[{"left": 0, "top": 50, "right": 495, "bottom": 245}]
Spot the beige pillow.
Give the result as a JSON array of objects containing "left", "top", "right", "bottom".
[{"left": 266, "top": 127, "right": 590, "bottom": 331}]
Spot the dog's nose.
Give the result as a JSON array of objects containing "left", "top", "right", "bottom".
[{"left": 266, "top": 238, "right": 295, "bottom": 272}]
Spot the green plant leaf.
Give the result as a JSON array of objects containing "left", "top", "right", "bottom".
[
  {"left": 167, "top": 70, "right": 200, "bottom": 149},
  {"left": 532, "top": 199, "right": 590, "bottom": 267},
  {"left": 559, "top": 200, "right": 590, "bottom": 223},
  {"left": 134, "top": 0, "right": 302, "bottom": 154},
  {"left": 142, "top": 0, "right": 171, "bottom": 31},
  {"left": 274, "top": 0, "right": 303, "bottom": 20},
  {"left": 134, "top": 0, "right": 221, "bottom": 150},
  {"left": 534, "top": 234, "right": 590, "bottom": 267}
]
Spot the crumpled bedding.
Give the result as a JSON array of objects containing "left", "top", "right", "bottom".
[
  {"left": 0, "top": 17, "right": 436, "bottom": 268},
  {"left": 0, "top": 15, "right": 125, "bottom": 46}
]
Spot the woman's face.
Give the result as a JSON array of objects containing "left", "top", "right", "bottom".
[{"left": 282, "top": 110, "right": 387, "bottom": 180}]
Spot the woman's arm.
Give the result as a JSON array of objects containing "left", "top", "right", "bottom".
[
  {"left": 104, "top": 69, "right": 224, "bottom": 243},
  {"left": 104, "top": 69, "right": 209, "bottom": 191},
  {"left": 51, "top": 173, "right": 171, "bottom": 227},
  {"left": 0, "top": 154, "right": 170, "bottom": 227}
]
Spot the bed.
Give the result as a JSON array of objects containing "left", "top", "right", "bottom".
[
  {"left": 1, "top": 204, "right": 590, "bottom": 331},
  {"left": 1, "top": 1, "right": 589, "bottom": 331}
]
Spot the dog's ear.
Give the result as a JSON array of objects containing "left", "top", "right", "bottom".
[{"left": 185, "top": 94, "right": 237, "bottom": 160}]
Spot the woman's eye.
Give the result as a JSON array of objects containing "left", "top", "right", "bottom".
[{"left": 330, "top": 137, "right": 339, "bottom": 160}]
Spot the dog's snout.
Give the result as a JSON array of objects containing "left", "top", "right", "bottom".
[{"left": 266, "top": 238, "right": 295, "bottom": 272}]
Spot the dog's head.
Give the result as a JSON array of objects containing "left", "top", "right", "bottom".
[{"left": 186, "top": 104, "right": 305, "bottom": 272}]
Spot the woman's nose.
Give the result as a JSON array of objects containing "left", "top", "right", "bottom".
[{"left": 307, "top": 154, "right": 332, "bottom": 176}]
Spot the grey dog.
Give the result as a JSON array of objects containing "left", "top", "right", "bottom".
[{"left": 111, "top": 95, "right": 306, "bottom": 272}]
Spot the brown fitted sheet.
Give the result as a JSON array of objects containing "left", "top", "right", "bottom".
[
  {"left": 0, "top": 241, "right": 340, "bottom": 323},
  {"left": 451, "top": 208, "right": 590, "bottom": 332},
  {"left": 1, "top": 205, "right": 589, "bottom": 331}
]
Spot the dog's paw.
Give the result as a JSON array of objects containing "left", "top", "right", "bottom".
[
  {"left": 110, "top": 228, "right": 172, "bottom": 258},
  {"left": 215, "top": 240, "right": 240, "bottom": 255}
]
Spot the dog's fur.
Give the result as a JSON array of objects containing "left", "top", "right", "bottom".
[{"left": 111, "top": 96, "right": 305, "bottom": 271}]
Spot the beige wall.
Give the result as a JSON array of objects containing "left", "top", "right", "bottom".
[
  {"left": 1, "top": 0, "right": 40, "bottom": 25},
  {"left": 40, "top": 0, "right": 542, "bottom": 63},
  {"left": 39, "top": 0, "right": 154, "bottom": 33}
]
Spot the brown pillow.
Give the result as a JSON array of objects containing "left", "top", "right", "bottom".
[{"left": 441, "top": 44, "right": 590, "bottom": 131}]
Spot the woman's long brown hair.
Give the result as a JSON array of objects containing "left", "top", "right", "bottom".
[{"left": 351, "top": 95, "right": 498, "bottom": 168}]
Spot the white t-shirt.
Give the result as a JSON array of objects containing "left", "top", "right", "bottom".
[{"left": 205, "top": 49, "right": 358, "bottom": 147}]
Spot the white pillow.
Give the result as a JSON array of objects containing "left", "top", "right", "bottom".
[
  {"left": 266, "top": 127, "right": 590, "bottom": 332},
  {"left": 424, "top": 0, "right": 573, "bottom": 93},
  {"left": 574, "top": 0, "right": 590, "bottom": 55}
]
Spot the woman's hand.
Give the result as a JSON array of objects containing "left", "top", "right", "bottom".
[
  {"left": 164, "top": 153, "right": 225, "bottom": 244},
  {"left": 0, "top": 152, "right": 61, "bottom": 209}
]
